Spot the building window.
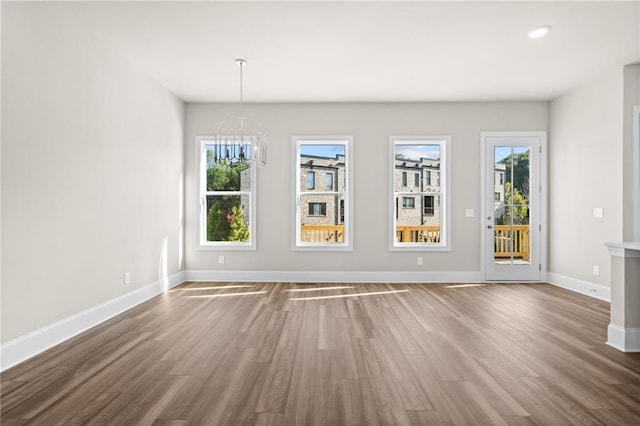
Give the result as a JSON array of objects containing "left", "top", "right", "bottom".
[
  {"left": 326, "top": 172, "right": 334, "bottom": 191},
  {"left": 424, "top": 195, "right": 435, "bottom": 216},
  {"left": 414, "top": 173, "right": 420, "bottom": 187},
  {"left": 196, "top": 136, "right": 256, "bottom": 250},
  {"left": 494, "top": 192, "right": 501, "bottom": 202},
  {"left": 307, "top": 172, "right": 315, "bottom": 189},
  {"left": 294, "top": 136, "right": 353, "bottom": 250},
  {"left": 390, "top": 136, "right": 450, "bottom": 251},
  {"left": 402, "top": 197, "right": 415, "bottom": 208},
  {"left": 308, "top": 202, "right": 327, "bottom": 216}
]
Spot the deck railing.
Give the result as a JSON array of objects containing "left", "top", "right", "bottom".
[
  {"left": 494, "top": 224, "right": 530, "bottom": 261},
  {"left": 395, "top": 224, "right": 530, "bottom": 260},
  {"left": 395, "top": 226, "right": 441, "bottom": 243},
  {"left": 300, "top": 225, "right": 345, "bottom": 242},
  {"left": 302, "top": 224, "right": 530, "bottom": 259}
]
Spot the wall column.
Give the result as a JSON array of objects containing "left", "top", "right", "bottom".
[{"left": 606, "top": 242, "right": 640, "bottom": 351}]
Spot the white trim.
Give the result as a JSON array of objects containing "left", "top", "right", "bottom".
[
  {"left": 633, "top": 106, "right": 640, "bottom": 242},
  {"left": 547, "top": 272, "right": 610, "bottom": 302},
  {"left": 389, "top": 136, "right": 451, "bottom": 252},
  {"left": 607, "top": 323, "right": 640, "bottom": 352},
  {"left": 480, "top": 131, "right": 547, "bottom": 282},
  {"left": 195, "top": 136, "right": 257, "bottom": 251},
  {"left": 0, "top": 271, "right": 185, "bottom": 372},
  {"left": 292, "top": 136, "right": 354, "bottom": 251},
  {"left": 185, "top": 269, "right": 482, "bottom": 283},
  {"left": 606, "top": 242, "right": 640, "bottom": 258}
]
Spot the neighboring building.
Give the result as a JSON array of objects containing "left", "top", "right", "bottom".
[
  {"left": 299, "top": 153, "right": 346, "bottom": 226},
  {"left": 394, "top": 157, "right": 441, "bottom": 227},
  {"left": 494, "top": 163, "right": 506, "bottom": 218}
]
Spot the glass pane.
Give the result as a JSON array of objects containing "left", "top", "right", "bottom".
[
  {"left": 299, "top": 194, "right": 345, "bottom": 243},
  {"left": 206, "top": 145, "right": 251, "bottom": 191},
  {"left": 299, "top": 144, "right": 346, "bottom": 192},
  {"left": 395, "top": 195, "right": 441, "bottom": 243},
  {"left": 494, "top": 146, "right": 531, "bottom": 264},
  {"left": 206, "top": 138, "right": 254, "bottom": 164},
  {"left": 394, "top": 145, "right": 441, "bottom": 192},
  {"left": 512, "top": 146, "right": 531, "bottom": 202},
  {"left": 205, "top": 195, "right": 250, "bottom": 242}
]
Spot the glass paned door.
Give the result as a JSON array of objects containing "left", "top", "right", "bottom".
[
  {"left": 483, "top": 132, "right": 544, "bottom": 281},
  {"left": 493, "top": 146, "right": 531, "bottom": 266}
]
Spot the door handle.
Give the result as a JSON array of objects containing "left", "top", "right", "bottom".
[{"left": 487, "top": 225, "right": 493, "bottom": 229}]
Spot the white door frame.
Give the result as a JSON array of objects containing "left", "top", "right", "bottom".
[{"left": 480, "top": 131, "right": 547, "bottom": 282}]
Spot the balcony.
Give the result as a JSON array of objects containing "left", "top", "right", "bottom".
[
  {"left": 300, "top": 225, "right": 344, "bottom": 243},
  {"left": 300, "top": 224, "right": 530, "bottom": 260}
]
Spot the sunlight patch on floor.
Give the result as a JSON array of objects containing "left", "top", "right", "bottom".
[
  {"left": 444, "top": 284, "right": 487, "bottom": 289},
  {"left": 285, "top": 286, "right": 354, "bottom": 293},
  {"left": 289, "top": 289, "right": 409, "bottom": 301},
  {"left": 175, "top": 285, "right": 256, "bottom": 291},
  {"left": 187, "top": 291, "right": 267, "bottom": 299}
]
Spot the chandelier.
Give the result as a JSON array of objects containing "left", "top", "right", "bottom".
[{"left": 214, "top": 59, "right": 266, "bottom": 166}]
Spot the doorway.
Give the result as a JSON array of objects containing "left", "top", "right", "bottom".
[{"left": 481, "top": 132, "right": 546, "bottom": 281}]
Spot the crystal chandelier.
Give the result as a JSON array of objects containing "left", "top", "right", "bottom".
[{"left": 214, "top": 59, "right": 266, "bottom": 166}]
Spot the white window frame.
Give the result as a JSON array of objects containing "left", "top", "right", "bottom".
[
  {"left": 196, "top": 136, "right": 257, "bottom": 251},
  {"left": 293, "top": 136, "right": 353, "bottom": 251},
  {"left": 390, "top": 136, "right": 451, "bottom": 251}
]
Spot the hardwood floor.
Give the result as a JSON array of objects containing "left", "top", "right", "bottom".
[{"left": 2, "top": 282, "right": 640, "bottom": 425}]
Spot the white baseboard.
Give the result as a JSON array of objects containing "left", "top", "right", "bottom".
[
  {"left": 607, "top": 323, "right": 640, "bottom": 352},
  {"left": 185, "top": 269, "right": 483, "bottom": 283},
  {"left": 0, "top": 271, "right": 185, "bottom": 372},
  {"left": 547, "top": 272, "right": 610, "bottom": 302}
]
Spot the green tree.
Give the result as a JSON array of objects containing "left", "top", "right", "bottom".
[
  {"left": 228, "top": 205, "right": 250, "bottom": 241},
  {"left": 207, "top": 198, "right": 249, "bottom": 242},
  {"left": 498, "top": 182, "right": 528, "bottom": 225},
  {"left": 500, "top": 151, "right": 530, "bottom": 201},
  {"left": 207, "top": 197, "right": 233, "bottom": 242},
  {"left": 207, "top": 161, "right": 242, "bottom": 191}
]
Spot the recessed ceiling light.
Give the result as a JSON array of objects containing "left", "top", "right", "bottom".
[{"left": 528, "top": 25, "right": 551, "bottom": 39}]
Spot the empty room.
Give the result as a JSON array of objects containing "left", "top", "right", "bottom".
[{"left": 2, "top": 0, "right": 640, "bottom": 424}]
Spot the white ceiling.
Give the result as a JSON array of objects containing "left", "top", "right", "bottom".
[{"left": 49, "top": 1, "right": 640, "bottom": 102}]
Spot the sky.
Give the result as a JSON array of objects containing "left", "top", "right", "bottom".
[
  {"left": 300, "top": 144, "right": 345, "bottom": 158},
  {"left": 395, "top": 144, "right": 440, "bottom": 161}
]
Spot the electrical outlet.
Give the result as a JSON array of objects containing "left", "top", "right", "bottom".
[
  {"left": 592, "top": 265, "right": 600, "bottom": 276},
  {"left": 465, "top": 209, "right": 475, "bottom": 217},
  {"left": 417, "top": 257, "right": 423, "bottom": 266},
  {"left": 218, "top": 255, "right": 225, "bottom": 264},
  {"left": 593, "top": 208, "right": 604, "bottom": 219},
  {"left": 123, "top": 272, "right": 131, "bottom": 284}
]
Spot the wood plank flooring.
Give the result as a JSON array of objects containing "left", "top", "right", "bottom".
[{"left": 2, "top": 282, "right": 640, "bottom": 425}]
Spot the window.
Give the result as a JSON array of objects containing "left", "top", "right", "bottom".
[
  {"left": 294, "top": 136, "right": 353, "bottom": 250},
  {"left": 309, "top": 202, "right": 327, "bottom": 216},
  {"left": 196, "top": 136, "right": 256, "bottom": 250},
  {"left": 414, "top": 173, "right": 420, "bottom": 187},
  {"left": 424, "top": 195, "right": 435, "bottom": 216},
  {"left": 307, "top": 172, "right": 315, "bottom": 189},
  {"left": 402, "top": 197, "right": 415, "bottom": 208},
  {"left": 390, "top": 136, "right": 450, "bottom": 251},
  {"left": 494, "top": 192, "right": 501, "bottom": 202}
]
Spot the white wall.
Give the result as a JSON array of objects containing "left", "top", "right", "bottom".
[
  {"left": 623, "top": 64, "right": 640, "bottom": 241},
  {"left": 185, "top": 102, "right": 548, "bottom": 277},
  {"left": 549, "top": 67, "right": 624, "bottom": 287},
  {"left": 1, "top": 4, "right": 185, "bottom": 343}
]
